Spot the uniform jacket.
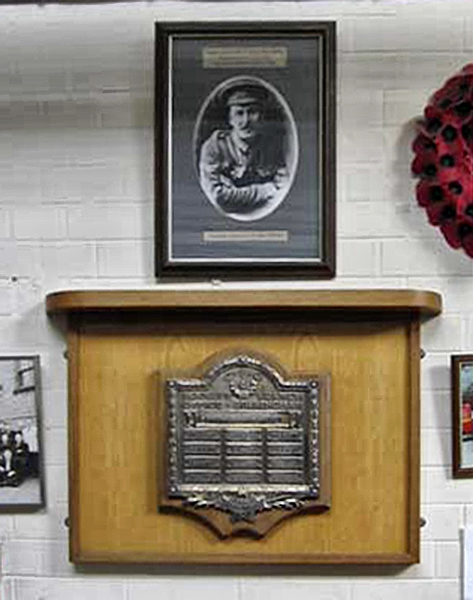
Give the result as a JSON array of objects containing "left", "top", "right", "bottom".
[{"left": 199, "top": 129, "right": 288, "bottom": 214}]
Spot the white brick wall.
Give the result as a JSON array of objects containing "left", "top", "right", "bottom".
[
  {"left": 14, "top": 579, "right": 126, "bottom": 600},
  {"left": 0, "top": 1, "right": 472, "bottom": 599},
  {"left": 127, "top": 579, "right": 240, "bottom": 600},
  {"left": 240, "top": 580, "right": 351, "bottom": 600},
  {"left": 421, "top": 505, "right": 463, "bottom": 541}
]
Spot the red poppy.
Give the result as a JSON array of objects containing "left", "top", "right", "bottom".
[
  {"left": 440, "top": 221, "right": 462, "bottom": 249},
  {"left": 462, "top": 65, "right": 473, "bottom": 76},
  {"left": 411, "top": 154, "right": 434, "bottom": 177},
  {"left": 462, "top": 232, "right": 473, "bottom": 257},
  {"left": 415, "top": 180, "right": 437, "bottom": 207},
  {"left": 431, "top": 73, "right": 472, "bottom": 107},
  {"left": 425, "top": 201, "right": 448, "bottom": 226},
  {"left": 412, "top": 133, "right": 436, "bottom": 155}
]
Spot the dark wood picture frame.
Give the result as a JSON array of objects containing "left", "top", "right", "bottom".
[
  {"left": 452, "top": 354, "right": 473, "bottom": 478},
  {"left": 0, "top": 355, "right": 45, "bottom": 510},
  {"left": 155, "top": 21, "right": 336, "bottom": 279}
]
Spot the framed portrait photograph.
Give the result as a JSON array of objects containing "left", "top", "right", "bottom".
[
  {"left": 452, "top": 355, "right": 473, "bottom": 478},
  {"left": 155, "top": 22, "right": 336, "bottom": 279},
  {"left": 0, "top": 356, "right": 44, "bottom": 509}
]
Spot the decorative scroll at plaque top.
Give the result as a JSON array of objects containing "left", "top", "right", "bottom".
[{"left": 160, "top": 353, "right": 330, "bottom": 538}]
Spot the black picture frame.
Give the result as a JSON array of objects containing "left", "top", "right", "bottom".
[
  {"left": 155, "top": 21, "right": 336, "bottom": 279},
  {"left": 0, "top": 355, "right": 45, "bottom": 510},
  {"left": 452, "top": 354, "right": 473, "bottom": 478}
]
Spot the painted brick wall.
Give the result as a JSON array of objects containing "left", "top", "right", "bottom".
[{"left": 0, "top": 0, "right": 471, "bottom": 598}]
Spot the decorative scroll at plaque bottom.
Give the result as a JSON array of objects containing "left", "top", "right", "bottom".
[{"left": 159, "top": 352, "right": 331, "bottom": 538}]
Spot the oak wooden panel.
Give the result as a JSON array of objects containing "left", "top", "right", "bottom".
[
  {"left": 46, "top": 289, "right": 442, "bottom": 318},
  {"left": 67, "top": 315, "right": 420, "bottom": 564}
]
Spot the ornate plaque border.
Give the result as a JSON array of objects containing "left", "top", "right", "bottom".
[{"left": 159, "top": 352, "right": 331, "bottom": 538}]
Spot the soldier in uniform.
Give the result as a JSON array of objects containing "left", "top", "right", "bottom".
[{"left": 199, "top": 84, "right": 288, "bottom": 216}]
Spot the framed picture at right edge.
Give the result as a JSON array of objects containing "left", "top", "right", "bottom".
[
  {"left": 452, "top": 354, "right": 473, "bottom": 477},
  {"left": 155, "top": 21, "right": 336, "bottom": 279}
]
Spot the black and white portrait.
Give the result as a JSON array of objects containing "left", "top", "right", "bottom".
[
  {"left": 193, "top": 76, "right": 299, "bottom": 222},
  {"left": 157, "top": 24, "right": 335, "bottom": 275},
  {"left": 0, "top": 357, "right": 43, "bottom": 508}
]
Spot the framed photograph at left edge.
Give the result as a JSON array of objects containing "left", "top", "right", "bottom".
[
  {"left": 452, "top": 355, "right": 473, "bottom": 478},
  {"left": 155, "top": 21, "right": 336, "bottom": 279},
  {"left": 0, "top": 356, "right": 45, "bottom": 509}
]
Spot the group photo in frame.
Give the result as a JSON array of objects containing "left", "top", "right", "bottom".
[
  {"left": 0, "top": 356, "right": 44, "bottom": 509},
  {"left": 155, "top": 22, "right": 336, "bottom": 279},
  {"left": 452, "top": 354, "right": 473, "bottom": 478}
]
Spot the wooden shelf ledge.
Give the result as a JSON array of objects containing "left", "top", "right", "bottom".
[{"left": 46, "top": 289, "right": 441, "bottom": 319}]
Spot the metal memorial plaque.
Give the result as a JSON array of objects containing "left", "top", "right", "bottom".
[{"left": 160, "top": 353, "right": 330, "bottom": 538}]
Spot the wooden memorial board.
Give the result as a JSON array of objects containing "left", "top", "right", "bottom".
[{"left": 46, "top": 289, "right": 441, "bottom": 564}]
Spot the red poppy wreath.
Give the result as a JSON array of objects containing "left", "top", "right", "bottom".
[{"left": 412, "top": 64, "right": 473, "bottom": 257}]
